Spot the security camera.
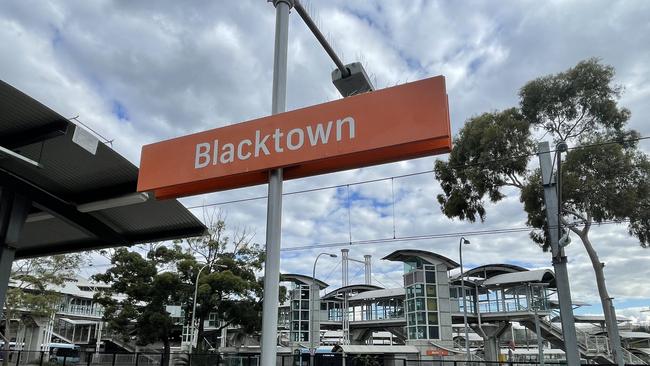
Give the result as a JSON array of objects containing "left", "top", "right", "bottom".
[{"left": 557, "top": 141, "right": 568, "bottom": 152}]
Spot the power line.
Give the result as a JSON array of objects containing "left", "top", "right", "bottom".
[
  {"left": 185, "top": 135, "right": 649, "bottom": 210},
  {"left": 280, "top": 219, "right": 630, "bottom": 252}
]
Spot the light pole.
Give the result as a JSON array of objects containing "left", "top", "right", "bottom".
[
  {"left": 459, "top": 236, "right": 471, "bottom": 361},
  {"left": 310, "top": 253, "right": 337, "bottom": 364},
  {"left": 190, "top": 263, "right": 211, "bottom": 353}
]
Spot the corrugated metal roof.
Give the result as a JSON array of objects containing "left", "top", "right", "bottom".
[
  {"left": 334, "top": 345, "right": 420, "bottom": 354},
  {"left": 0, "top": 79, "right": 206, "bottom": 257}
]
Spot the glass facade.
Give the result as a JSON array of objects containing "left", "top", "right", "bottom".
[
  {"left": 290, "top": 284, "right": 311, "bottom": 342},
  {"left": 404, "top": 261, "right": 439, "bottom": 340}
]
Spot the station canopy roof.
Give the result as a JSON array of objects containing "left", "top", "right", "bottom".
[
  {"left": 482, "top": 268, "right": 556, "bottom": 288},
  {"left": 0, "top": 80, "right": 206, "bottom": 258},
  {"left": 280, "top": 273, "right": 329, "bottom": 289}
]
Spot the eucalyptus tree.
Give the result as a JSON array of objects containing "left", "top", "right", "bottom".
[{"left": 435, "top": 58, "right": 649, "bottom": 357}]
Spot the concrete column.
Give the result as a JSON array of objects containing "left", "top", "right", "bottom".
[
  {"left": 364, "top": 255, "right": 371, "bottom": 285},
  {"left": 472, "top": 322, "right": 509, "bottom": 362}
]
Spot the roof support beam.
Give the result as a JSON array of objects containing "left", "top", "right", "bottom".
[
  {"left": 0, "top": 118, "right": 68, "bottom": 149},
  {"left": 0, "top": 168, "right": 129, "bottom": 250}
]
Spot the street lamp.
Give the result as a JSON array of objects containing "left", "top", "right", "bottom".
[
  {"left": 189, "top": 263, "right": 210, "bottom": 352},
  {"left": 310, "top": 253, "right": 337, "bottom": 363},
  {"left": 459, "top": 236, "right": 471, "bottom": 361}
]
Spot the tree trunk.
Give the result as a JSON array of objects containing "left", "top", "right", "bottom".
[
  {"left": 197, "top": 313, "right": 205, "bottom": 352},
  {"left": 579, "top": 231, "right": 624, "bottom": 366}
]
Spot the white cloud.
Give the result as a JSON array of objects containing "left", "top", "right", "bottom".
[{"left": 2, "top": 0, "right": 649, "bottom": 319}]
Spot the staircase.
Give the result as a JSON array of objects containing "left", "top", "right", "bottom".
[{"left": 520, "top": 316, "right": 647, "bottom": 365}]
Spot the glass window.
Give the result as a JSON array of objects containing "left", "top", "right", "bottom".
[
  {"left": 301, "top": 300, "right": 309, "bottom": 309},
  {"left": 292, "top": 300, "right": 300, "bottom": 310},
  {"left": 429, "top": 326, "right": 439, "bottom": 339},
  {"left": 406, "top": 286, "right": 414, "bottom": 298},
  {"left": 301, "top": 311, "right": 309, "bottom": 320},
  {"left": 408, "top": 327, "right": 416, "bottom": 339},
  {"left": 321, "top": 303, "right": 327, "bottom": 310},
  {"left": 292, "top": 311, "right": 299, "bottom": 320},
  {"left": 415, "top": 298, "right": 425, "bottom": 311},
  {"left": 427, "top": 312, "right": 438, "bottom": 325},
  {"left": 414, "top": 284, "right": 425, "bottom": 297},
  {"left": 426, "top": 285, "right": 437, "bottom": 297},
  {"left": 407, "top": 313, "right": 416, "bottom": 325},
  {"left": 426, "top": 271, "right": 436, "bottom": 283},
  {"left": 416, "top": 312, "right": 426, "bottom": 324},
  {"left": 417, "top": 326, "right": 427, "bottom": 339},
  {"left": 292, "top": 321, "right": 299, "bottom": 330},
  {"left": 407, "top": 300, "right": 415, "bottom": 312},
  {"left": 427, "top": 298, "right": 438, "bottom": 311}
]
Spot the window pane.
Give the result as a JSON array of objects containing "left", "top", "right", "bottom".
[
  {"left": 415, "top": 298, "right": 425, "bottom": 311},
  {"left": 415, "top": 284, "right": 425, "bottom": 297},
  {"left": 301, "top": 311, "right": 309, "bottom": 320},
  {"left": 417, "top": 326, "right": 427, "bottom": 339},
  {"left": 300, "top": 322, "right": 309, "bottom": 330},
  {"left": 408, "top": 327, "right": 416, "bottom": 339},
  {"left": 292, "top": 300, "right": 300, "bottom": 310},
  {"left": 428, "top": 312, "right": 438, "bottom": 325},
  {"left": 426, "top": 285, "right": 437, "bottom": 297},
  {"left": 406, "top": 286, "right": 414, "bottom": 298},
  {"left": 426, "top": 271, "right": 436, "bottom": 283},
  {"left": 429, "top": 326, "right": 439, "bottom": 339},
  {"left": 427, "top": 298, "right": 438, "bottom": 311},
  {"left": 416, "top": 312, "right": 426, "bottom": 325},
  {"left": 292, "top": 321, "right": 299, "bottom": 330},
  {"left": 404, "top": 273, "right": 415, "bottom": 286},
  {"left": 292, "top": 312, "right": 299, "bottom": 320},
  {"left": 407, "top": 300, "right": 415, "bottom": 312},
  {"left": 407, "top": 313, "right": 416, "bottom": 325},
  {"left": 301, "top": 300, "right": 309, "bottom": 309}
]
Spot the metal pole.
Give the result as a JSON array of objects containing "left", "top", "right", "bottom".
[
  {"left": 260, "top": 2, "right": 290, "bottom": 366},
  {"left": 537, "top": 142, "right": 580, "bottom": 366},
  {"left": 293, "top": 0, "right": 349, "bottom": 78},
  {"left": 310, "top": 253, "right": 336, "bottom": 366},
  {"left": 459, "top": 237, "right": 470, "bottom": 362},
  {"left": 190, "top": 264, "right": 209, "bottom": 352}
]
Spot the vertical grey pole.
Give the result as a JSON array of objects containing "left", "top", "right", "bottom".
[
  {"left": 260, "top": 2, "right": 290, "bottom": 366},
  {"left": 364, "top": 255, "right": 371, "bottom": 285},
  {"left": 537, "top": 142, "right": 580, "bottom": 366},
  {"left": 459, "top": 241, "right": 470, "bottom": 362},
  {"left": 0, "top": 190, "right": 30, "bottom": 310}
]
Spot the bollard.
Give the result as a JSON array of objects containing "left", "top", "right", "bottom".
[
  {"left": 15, "top": 351, "right": 21, "bottom": 366},
  {"left": 134, "top": 352, "right": 140, "bottom": 366},
  {"left": 63, "top": 355, "right": 67, "bottom": 366},
  {"left": 111, "top": 353, "right": 117, "bottom": 366},
  {"left": 87, "top": 352, "right": 92, "bottom": 366},
  {"left": 39, "top": 351, "right": 44, "bottom": 366}
]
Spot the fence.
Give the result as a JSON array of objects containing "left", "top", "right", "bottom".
[{"left": 0, "top": 351, "right": 647, "bottom": 366}]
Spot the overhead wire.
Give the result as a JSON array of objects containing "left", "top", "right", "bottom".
[{"left": 185, "top": 135, "right": 650, "bottom": 210}]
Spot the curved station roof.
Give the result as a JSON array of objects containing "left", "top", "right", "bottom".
[
  {"left": 382, "top": 249, "right": 460, "bottom": 269},
  {"left": 0, "top": 80, "right": 206, "bottom": 258}
]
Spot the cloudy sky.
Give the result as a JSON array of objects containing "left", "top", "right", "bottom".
[{"left": 2, "top": 1, "right": 649, "bottom": 322}]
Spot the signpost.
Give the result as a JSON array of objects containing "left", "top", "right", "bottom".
[{"left": 138, "top": 16, "right": 451, "bottom": 366}]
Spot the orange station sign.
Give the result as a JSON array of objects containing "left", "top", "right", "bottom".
[{"left": 138, "top": 76, "right": 452, "bottom": 199}]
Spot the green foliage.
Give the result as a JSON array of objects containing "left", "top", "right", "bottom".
[
  {"left": 435, "top": 108, "right": 533, "bottom": 222},
  {"left": 5, "top": 254, "right": 86, "bottom": 318},
  {"left": 174, "top": 213, "right": 285, "bottom": 348},
  {"left": 95, "top": 213, "right": 286, "bottom": 351},
  {"left": 93, "top": 245, "right": 189, "bottom": 348},
  {"left": 435, "top": 58, "right": 650, "bottom": 248}
]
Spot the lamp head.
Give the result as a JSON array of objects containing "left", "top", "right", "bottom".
[
  {"left": 462, "top": 238, "right": 470, "bottom": 245},
  {"left": 328, "top": 254, "right": 338, "bottom": 258}
]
